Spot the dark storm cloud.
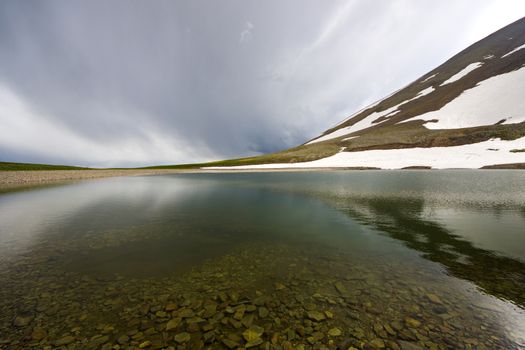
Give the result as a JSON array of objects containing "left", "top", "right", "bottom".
[{"left": 0, "top": 0, "right": 524, "bottom": 166}]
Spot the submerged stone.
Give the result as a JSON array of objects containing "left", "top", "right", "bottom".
[
  {"left": 426, "top": 293, "right": 443, "bottom": 305},
  {"left": 307, "top": 310, "right": 326, "bottom": 321},
  {"left": 30, "top": 328, "right": 47, "bottom": 341},
  {"left": 241, "top": 313, "right": 254, "bottom": 328},
  {"left": 117, "top": 334, "right": 130, "bottom": 344},
  {"left": 203, "top": 330, "right": 216, "bottom": 343},
  {"left": 246, "top": 338, "right": 264, "bottom": 348},
  {"left": 405, "top": 317, "right": 421, "bottom": 328},
  {"left": 203, "top": 304, "right": 217, "bottom": 317},
  {"left": 54, "top": 335, "right": 75, "bottom": 346},
  {"left": 368, "top": 338, "right": 385, "bottom": 349},
  {"left": 397, "top": 340, "right": 424, "bottom": 350},
  {"left": 138, "top": 340, "right": 151, "bottom": 348},
  {"left": 88, "top": 335, "right": 110, "bottom": 348},
  {"left": 243, "top": 325, "right": 264, "bottom": 342},
  {"left": 165, "top": 303, "right": 177, "bottom": 311},
  {"left": 221, "top": 338, "right": 239, "bottom": 349},
  {"left": 275, "top": 283, "right": 286, "bottom": 290},
  {"left": 384, "top": 323, "right": 396, "bottom": 336},
  {"left": 177, "top": 308, "right": 194, "bottom": 318},
  {"left": 312, "top": 331, "right": 324, "bottom": 341},
  {"left": 174, "top": 332, "right": 191, "bottom": 343},
  {"left": 258, "top": 307, "right": 269, "bottom": 318},
  {"left": 155, "top": 310, "right": 167, "bottom": 318},
  {"left": 13, "top": 315, "right": 33, "bottom": 327},
  {"left": 328, "top": 328, "right": 342, "bottom": 337},
  {"left": 233, "top": 306, "right": 245, "bottom": 320},
  {"left": 334, "top": 282, "right": 348, "bottom": 295},
  {"left": 166, "top": 317, "right": 181, "bottom": 331}
]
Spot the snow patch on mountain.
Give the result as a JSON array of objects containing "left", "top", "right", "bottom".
[
  {"left": 501, "top": 43, "right": 525, "bottom": 58},
  {"left": 421, "top": 73, "right": 437, "bottom": 83},
  {"left": 440, "top": 62, "right": 483, "bottom": 86},
  {"left": 413, "top": 86, "right": 435, "bottom": 97},
  {"left": 402, "top": 66, "right": 525, "bottom": 129},
  {"left": 307, "top": 86, "right": 435, "bottom": 144},
  {"left": 325, "top": 88, "right": 403, "bottom": 131},
  {"left": 206, "top": 137, "right": 525, "bottom": 170}
]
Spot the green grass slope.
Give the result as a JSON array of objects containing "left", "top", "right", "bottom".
[{"left": 0, "top": 162, "right": 90, "bottom": 171}]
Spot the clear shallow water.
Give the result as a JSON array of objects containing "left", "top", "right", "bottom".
[{"left": 0, "top": 171, "right": 524, "bottom": 349}]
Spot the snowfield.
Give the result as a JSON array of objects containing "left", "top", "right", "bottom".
[
  {"left": 307, "top": 86, "right": 435, "bottom": 144},
  {"left": 403, "top": 66, "right": 525, "bottom": 129},
  {"left": 204, "top": 137, "right": 525, "bottom": 170},
  {"left": 501, "top": 43, "right": 525, "bottom": 58},
  {"left": 341, "top": 136, "right": 360, "bottom": 141},
  {"left": 440, "top": 62, "right": 483, "bottom": 86},
  {"left": 421, "top": 73, "right": 437, "bottom": 83}
]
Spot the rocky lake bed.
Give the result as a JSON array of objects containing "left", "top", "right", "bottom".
[{"left": 3, "top": 241, "right": 524, "bottom": 350}]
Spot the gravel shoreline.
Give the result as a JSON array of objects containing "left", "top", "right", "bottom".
[
  {"left": 0, "top": 169, "right": 190, "bottom": 188},
  {"left": 0, "top": 168, "right": 379, "bottom": 189},
  {"left": 4, "top": 166, "right": 517, "bottom": 190}
]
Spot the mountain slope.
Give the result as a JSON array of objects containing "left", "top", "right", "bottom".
[{"left": 205, "top": 17, "right": 525, "bottom": 170}]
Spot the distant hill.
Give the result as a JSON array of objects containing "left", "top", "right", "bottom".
[{"left": 0, "top": 162, "right": 89, "bottom": 171}]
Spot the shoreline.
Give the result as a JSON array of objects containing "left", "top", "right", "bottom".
[
  {"left": 0, "top": 168, "right": 372, "bottom": 188},
  {"left": 1, "top": 165, "right": 524, "bottom": 190},
  {"left": 0, "top": 169, "right": 191, "bottom": 190}
]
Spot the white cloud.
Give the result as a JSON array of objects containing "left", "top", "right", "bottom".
[
  {"left": 308, "top": 1, "right": 356, "bottom": 52},
  {"left": 464, "top": 0, "right": 525, "bottom": 45},
  {"left": 0, "top": 84, "right": 216, "bottom": 167},
  {"left": 240, "top": 21, "right": 254, "bottom": 43}
]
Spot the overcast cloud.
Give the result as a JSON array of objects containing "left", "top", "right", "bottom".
[{"left": 0, "top": 1, "right": 524, "bottom": 167}]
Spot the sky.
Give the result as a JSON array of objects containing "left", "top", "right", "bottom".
[{"left": 0, "top": 1, "right": 524, "bottom": 167}]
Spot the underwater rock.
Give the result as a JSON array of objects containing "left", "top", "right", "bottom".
[
  {"left": 307, "top": 310, "right": 326, "bottom": 321},
  {"left": 174, "top": 332, "right": 191, "bottom": 343}
]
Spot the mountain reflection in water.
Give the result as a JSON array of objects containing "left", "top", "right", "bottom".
[{"left": 318, "top": 194, "right": 525, "bottom": 307}]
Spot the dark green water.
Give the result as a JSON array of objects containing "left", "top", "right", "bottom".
[{"left": 0, "top": 171, "right": 524, "bottom": 349}]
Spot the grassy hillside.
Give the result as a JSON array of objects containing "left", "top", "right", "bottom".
[
  {"left": 0, "top": 162, "right": 89, "bottom": 171},
  {"left": 140, "top": 142, "right": 340, "bottom": 169},
  {"left": 142, "top": 122, "right": 525, "bottom": 169}
]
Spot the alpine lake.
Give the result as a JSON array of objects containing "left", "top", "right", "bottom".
[{"left": 0, "top": 171, "right": 524, "bottom": 350}]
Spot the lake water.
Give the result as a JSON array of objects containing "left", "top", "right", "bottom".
[{"left": 0, "top": 171, "right": 524, "bottom": 349}]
